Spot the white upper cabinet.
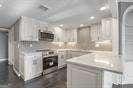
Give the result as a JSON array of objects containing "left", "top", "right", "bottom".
[
  {"left": 16, "top": 16, "right": 49, "bottom": 41},
  {"left": 65, "top": 29, "right": 77, "bottom": 42},
  {"left": 53, "top": 27, "right": 66, "bottom": 42},
  {"left": 53, "top": 27, "right": 77, "bottom": 42},
  {"left": 90, "top": 18, "right": 115, "bottom": 42},
  {"left": 77, "top": 27, "right": 91, "bottom": 43},
  {"left": 91, "top": 23, "right": 101, "bottom": 41},
  {"left": 101, "top": 18, "right": 113, "bottom": 40},
  {"left": 19, "top": 16, "right": 39, "bottom": 41}
]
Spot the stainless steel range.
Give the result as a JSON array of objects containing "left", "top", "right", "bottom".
[{"left": 37, "top": 49, "right": 58, "bottom": 75}]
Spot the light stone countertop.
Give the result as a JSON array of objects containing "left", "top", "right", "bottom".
[
  {"left": 66, "top": 51, "right": 123, "bottom": 74},
  {"left": 57, "top": 49, "right": 91, "bottom": 53}
]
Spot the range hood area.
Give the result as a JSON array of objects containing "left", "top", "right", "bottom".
[{"left": 38, "top": 30, "right": 54, "bottom": 42}]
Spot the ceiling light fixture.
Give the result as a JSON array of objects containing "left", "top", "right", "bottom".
[
  {"left": 60, "top": 24, "right": 63, "bottom": 27},
  {"left": 100, "top": 6, "right": 106, "bottom": 11},
  {"left": 80, "top": 24, "right": 84, "bottom": 27},
  {"left": 100, "top": 5, "right": 109, "bottom": 11},
  {"left": 90, "top": 16, "right": 95, "bottom": 19},
  {"left": 0, "top": 4, "right": 2, "bottom": 8}
]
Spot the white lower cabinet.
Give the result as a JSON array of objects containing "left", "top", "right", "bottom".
[
  {"left": 58, "top": 51, "right": 67, "bottom": 68},
  {"left": 20, "top": 52, "right": 42, "bottom": 81},
  {"left": 67, "top": 65, "right": 102, "bottom": 88},
  {"left": 67, "top": 64, "right": 122, "bottom": 88},
  {"left": 103, "top": 71, "right": 122, "bottom": 88}
]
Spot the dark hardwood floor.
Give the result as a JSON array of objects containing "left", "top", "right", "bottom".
[
  {"left": 0, "top": 61, "right": 67, "bottom": 88},
  {"left": 1, "top": 61, "right": 133, "bottom": 88}
]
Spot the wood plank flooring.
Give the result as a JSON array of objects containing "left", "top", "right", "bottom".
[
  {"left": 0, "top": 61, "right": 67, "bottom": 88},
  {"left": 1, "top": 61, "right": 133, "bottom": 88}
]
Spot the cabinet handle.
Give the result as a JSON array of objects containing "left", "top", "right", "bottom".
[{"left": 33, "top": 60, "right": 37, "bottom": 65}]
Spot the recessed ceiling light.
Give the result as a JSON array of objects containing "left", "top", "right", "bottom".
[
  {"left": 0, "top": 4, "right": 2, "bottom": 8},
  {"left": 80, "top": 24, "right": 84, "bottom": 27},
  {"left": 100, "top": 6, "right": 107, "bottom": 11},
  {"left": 60, "top": 24, "right": 63, "bottom": 27},
  {"left": 90, "top": 16, "right": 95, "bottom": 19},
  {"left": 100, "top": 5, "right": 109, "bottom": 11}
]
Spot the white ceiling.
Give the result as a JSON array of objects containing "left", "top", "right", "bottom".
[{"left": 0, "top": 0, "right": 114, "bottom": 28}]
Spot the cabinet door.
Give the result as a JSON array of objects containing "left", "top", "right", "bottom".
[
  {"left": 65, "top": 29, "right": 77, "bottom": 42},
  {"left": 66, "top": 50, "right": 72, "bottom": 59},
  {"left": 31, "top": 19, "right": 39, "bottom": 41},
  {"left": 24, "top": 53, "right": 42, "bottom": 81},
  {"left": 67, "top": 66, "right": 102, "bottom": 88},
  {"left": 58, "top": 51, "right": 66, "bottom": 68},
  {"left": 101, "top": 18, "right": 112, "bottom": 40},
  {"left": 54, "top": 27, "right": 65, "bottom": 42},
  {"left": 103, "top": 71, "right": 122, "bottom": 88},
  {"left": 31, "top": 57, "right": 39, "bottom": 76},
  {"left": 77, "top": 27, "right": 91, "bottom": 43},
  {"left": 19, "top": 17, "right": 38, "bottom": 41},
  {"left": 33, "top": 54, "right": 42, "bottom": 75},
  {"left": 24, "top": 56, "right": 33, "bottom": 80},
  {"left": 19, "top": 53, "right": 24, "bottom": 76},
  {"left": 73, "top": 29, "right": 77, "bottom": 42}
]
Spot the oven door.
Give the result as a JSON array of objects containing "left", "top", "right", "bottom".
[{"left": 43, "top": 56, "right": 58, "bottom": 70}]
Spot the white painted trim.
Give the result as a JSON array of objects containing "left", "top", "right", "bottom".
[
  {"left": 0, "top": 28, "right": 9, "bottom": 32},
  {"left": 118, "top": 0, "right": 133, "bottom": 2},
  {"left": 0, "top": 59, "right": 7, "bottom": 62}
]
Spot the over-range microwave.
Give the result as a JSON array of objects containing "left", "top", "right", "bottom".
[{"left": 38, "top": 30, "right": 54, "bottom": 41}]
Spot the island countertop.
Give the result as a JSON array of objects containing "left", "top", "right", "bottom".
[{"left": 66, "top": 51, "right": 123, "bottom": 74}]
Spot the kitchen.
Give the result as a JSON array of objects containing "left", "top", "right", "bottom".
[{"left": 0, "top": 0, "right": 133, "bottom": 88}]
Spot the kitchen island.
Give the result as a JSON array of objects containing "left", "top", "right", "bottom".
[{"left": 67, "top": 51, "right": 123, "bottom": 88}]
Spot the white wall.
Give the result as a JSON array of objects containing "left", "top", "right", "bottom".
[{"left": 0, "top": 32, "right": 8, "bottom": 59}]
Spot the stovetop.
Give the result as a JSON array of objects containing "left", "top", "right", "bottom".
[{"left": 36, "top": 49, "right": 58, "bottom": 57}]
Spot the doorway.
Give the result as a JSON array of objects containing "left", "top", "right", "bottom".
[
  {"left": 0, "top": 31, "right": 8, "bottom": 86},
  {"left": 0, "top": 32, "right": 8, "bottom": 61}
]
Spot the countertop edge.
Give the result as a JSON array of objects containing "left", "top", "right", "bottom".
[{"left": 66, "top": 61, "right": 123, "bottom": 74}]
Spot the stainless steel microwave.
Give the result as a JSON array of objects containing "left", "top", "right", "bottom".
[{"left": 38, "top": 30, "right": 54, "bottom": 41}]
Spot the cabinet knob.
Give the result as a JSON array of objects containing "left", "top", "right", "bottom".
[{"left": 33, "top": 60, "right": 37, "bottom": 65}]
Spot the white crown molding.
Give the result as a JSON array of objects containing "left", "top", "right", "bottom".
[{"left": 118, "top": 0, "right": 133, "bottom": 2}]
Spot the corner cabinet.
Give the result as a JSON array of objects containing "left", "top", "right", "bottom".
[
  {"left": 65, "top": 29, "right": 77, "bottom": 42},
  {"left": 19, "top": 52, "right": 43, "bottom": 81},
  {"left": 53, "top": 27, "right": 77, "bottom": 42},
  {"left": 19, "top": 16, "right": 39, "bottom": 41}
]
